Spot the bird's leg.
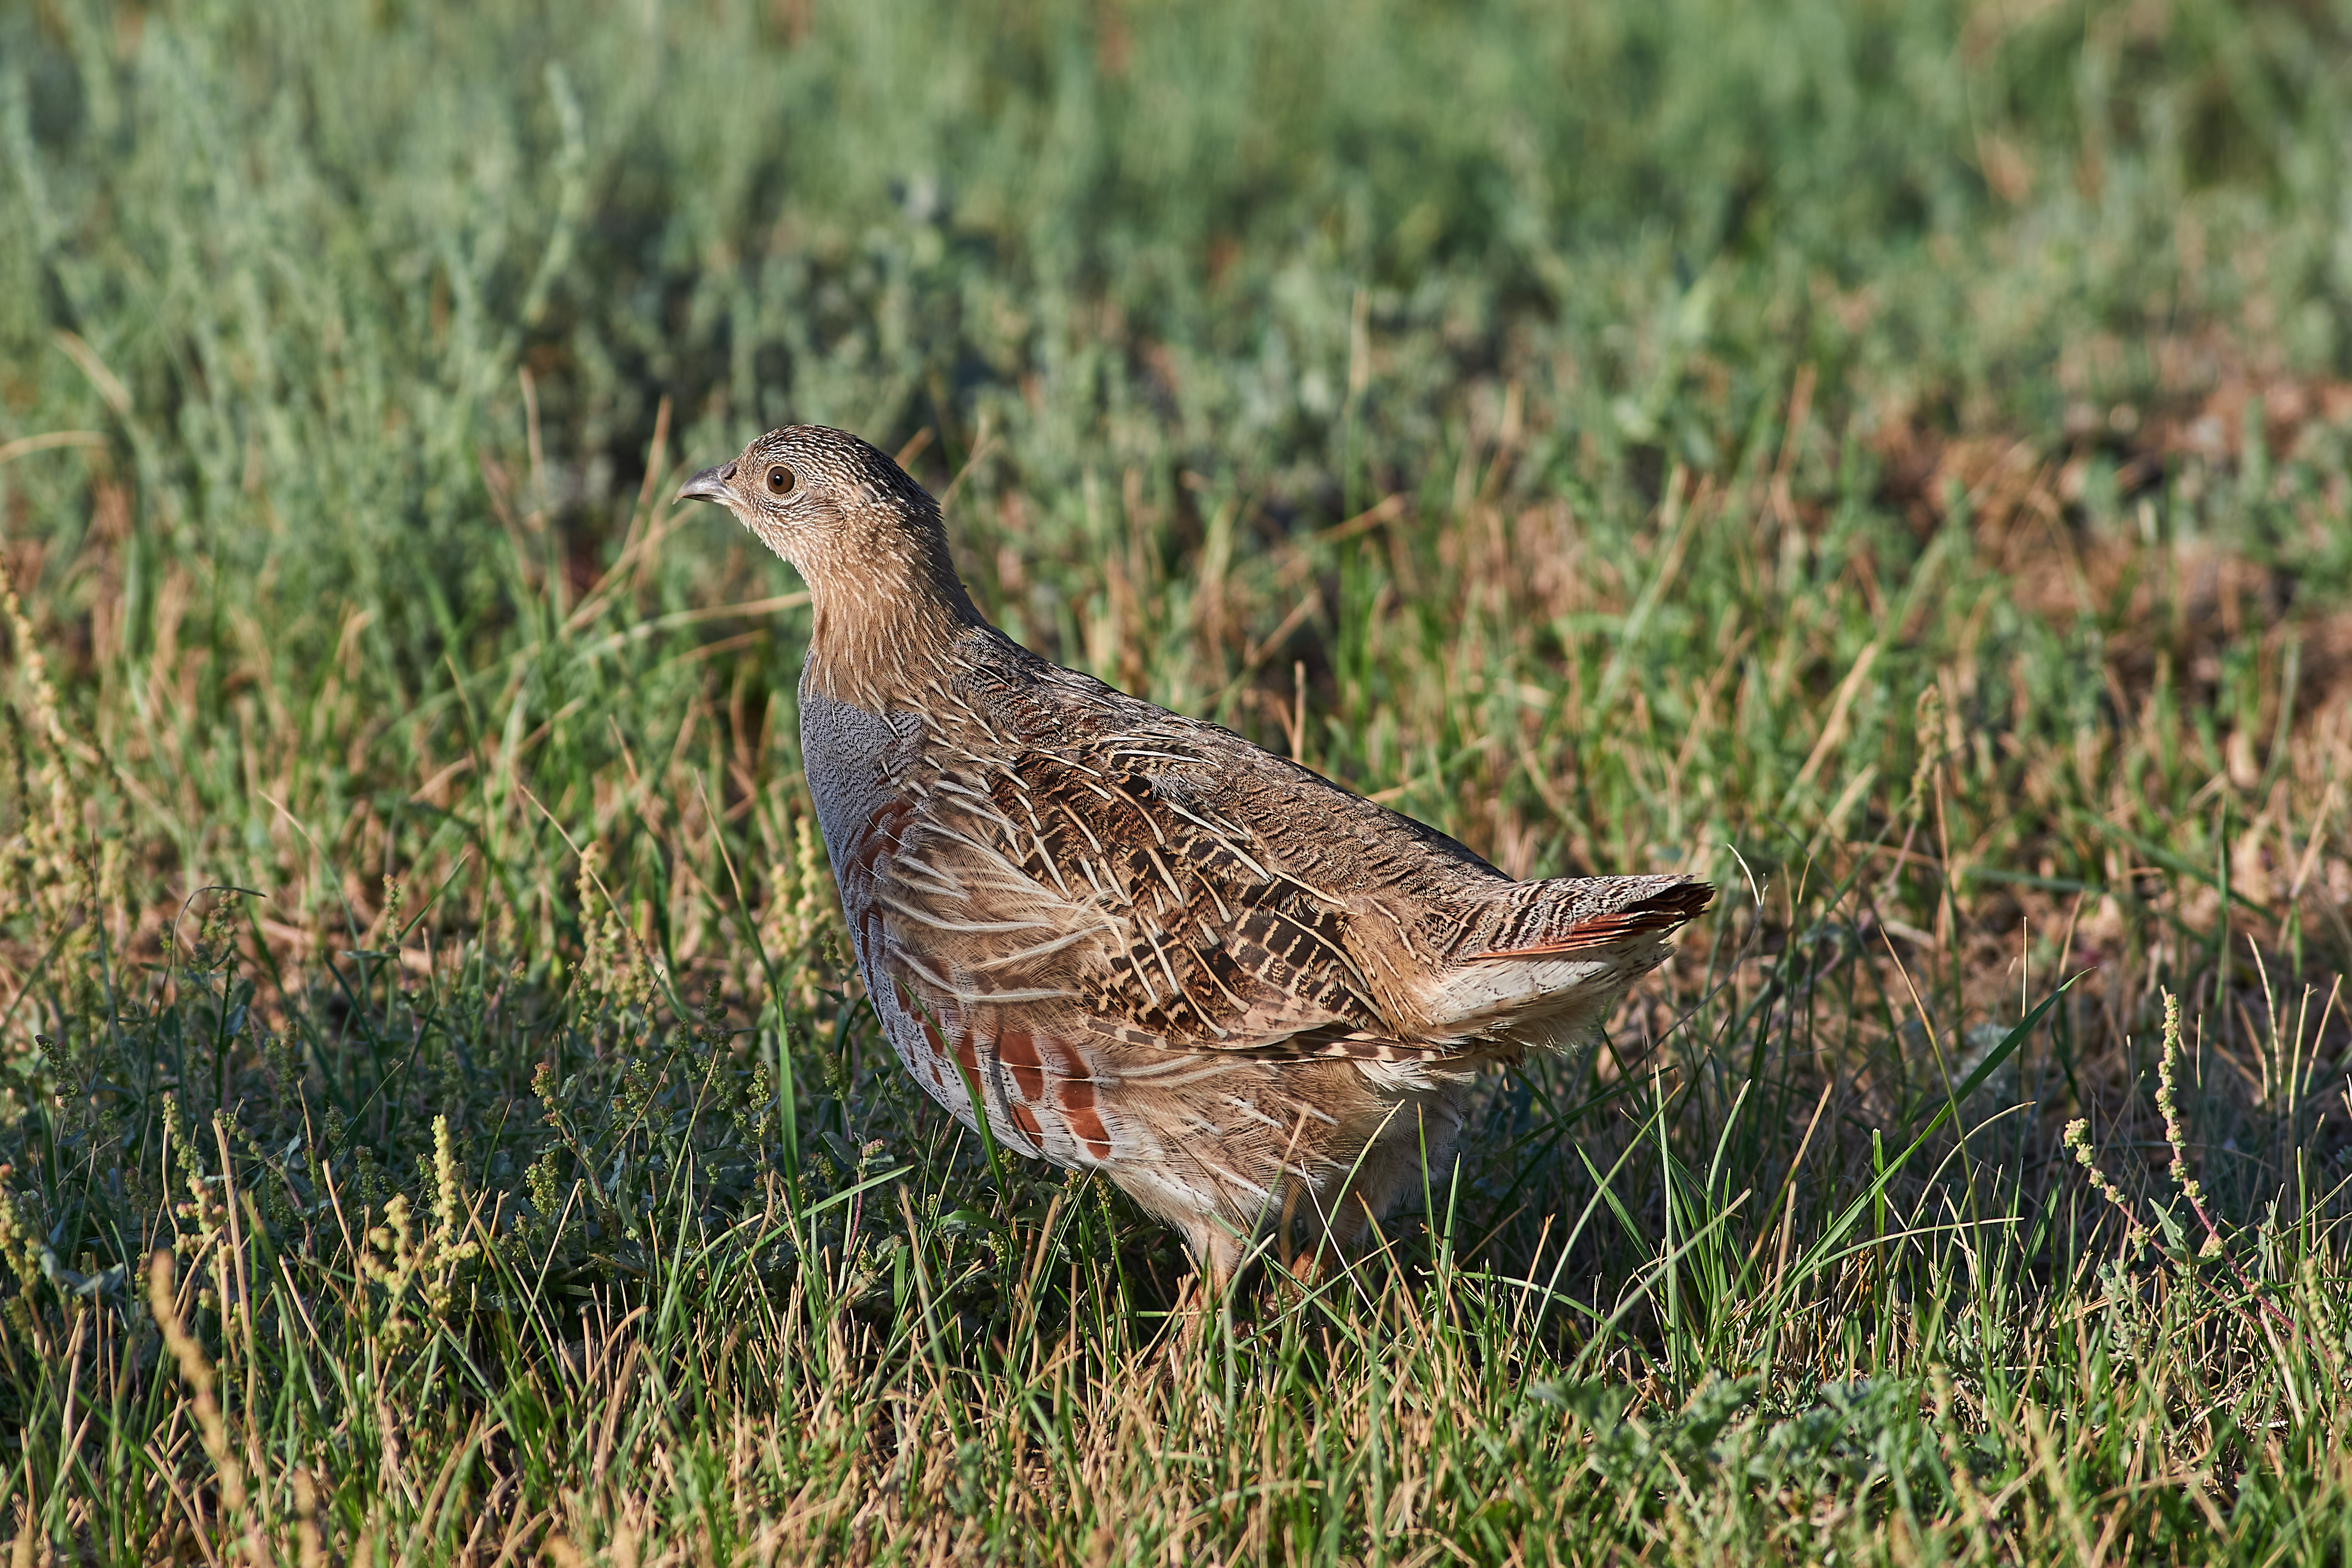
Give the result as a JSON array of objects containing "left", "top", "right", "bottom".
[
  {"left": 1163, "top": 1258, "right": 1225, "bottom": 1370},
  {"left": 1160, "top": 1219, "right": 1250, "bottom": 1369},
  {"left": 1276, "top": 1179, "right": 1305, "bottom": 1282},
  {"left": 1269, "top": 1110, "right": 1321, "bottom": 1296},
  {"left": 1301, "top": 1192, "right": 1381, "bottom": 1286}
]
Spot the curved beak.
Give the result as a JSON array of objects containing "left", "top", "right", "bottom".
[{"left": 674, "top": 463, "right": 735, "bottom": 504}]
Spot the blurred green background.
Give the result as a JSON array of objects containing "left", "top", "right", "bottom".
[{"left": 14, "top": 1, "right": 2352, "bottom": 551}]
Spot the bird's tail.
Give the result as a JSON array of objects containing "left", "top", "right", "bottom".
[{"left": 1419, "top": 875, "right": 1712, "bottom": 1046}]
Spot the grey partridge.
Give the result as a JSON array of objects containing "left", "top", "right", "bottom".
[{"left": 678, "top": 426, "right": 1710, "bottom": 1284}]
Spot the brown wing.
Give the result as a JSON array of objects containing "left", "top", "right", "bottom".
[{"left": 857, "top": 732, "right": 1409, "bottom": 1062}]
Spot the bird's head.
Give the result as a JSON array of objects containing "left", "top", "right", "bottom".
[
  {"left": 674, "top": 425, "right": 980, "bottom": 674},
  {"left": 674, "top": 424, "right": 944, "bottom": 578}
]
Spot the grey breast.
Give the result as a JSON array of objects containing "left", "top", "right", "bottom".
[{"left": 799, "top": 683, "right": 912, "bottom": 872}]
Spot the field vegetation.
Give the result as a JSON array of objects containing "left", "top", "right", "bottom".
[{"left": 4, "top": 0, "right": 2352, "bottom": 1560}]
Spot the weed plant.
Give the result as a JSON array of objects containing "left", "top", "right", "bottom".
[{"left": 3, "top": 0, "right": 2351, "bottom": 1561}]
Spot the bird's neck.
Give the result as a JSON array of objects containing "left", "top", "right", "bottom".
[{"left": 796, "top": 525, "right": 986, "bottom": 710}]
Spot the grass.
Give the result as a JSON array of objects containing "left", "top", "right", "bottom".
[{"left": 3, "top": 0, "right": 2351, "bottom": 1559}]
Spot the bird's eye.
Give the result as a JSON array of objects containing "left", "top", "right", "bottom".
[{"left": 766, "top": 465, "right": 797, "bottom": 497}]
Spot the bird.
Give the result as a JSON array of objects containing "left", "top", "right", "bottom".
[{"left": 677, "top": 425, "right": 1711, "bottom": 1287}]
